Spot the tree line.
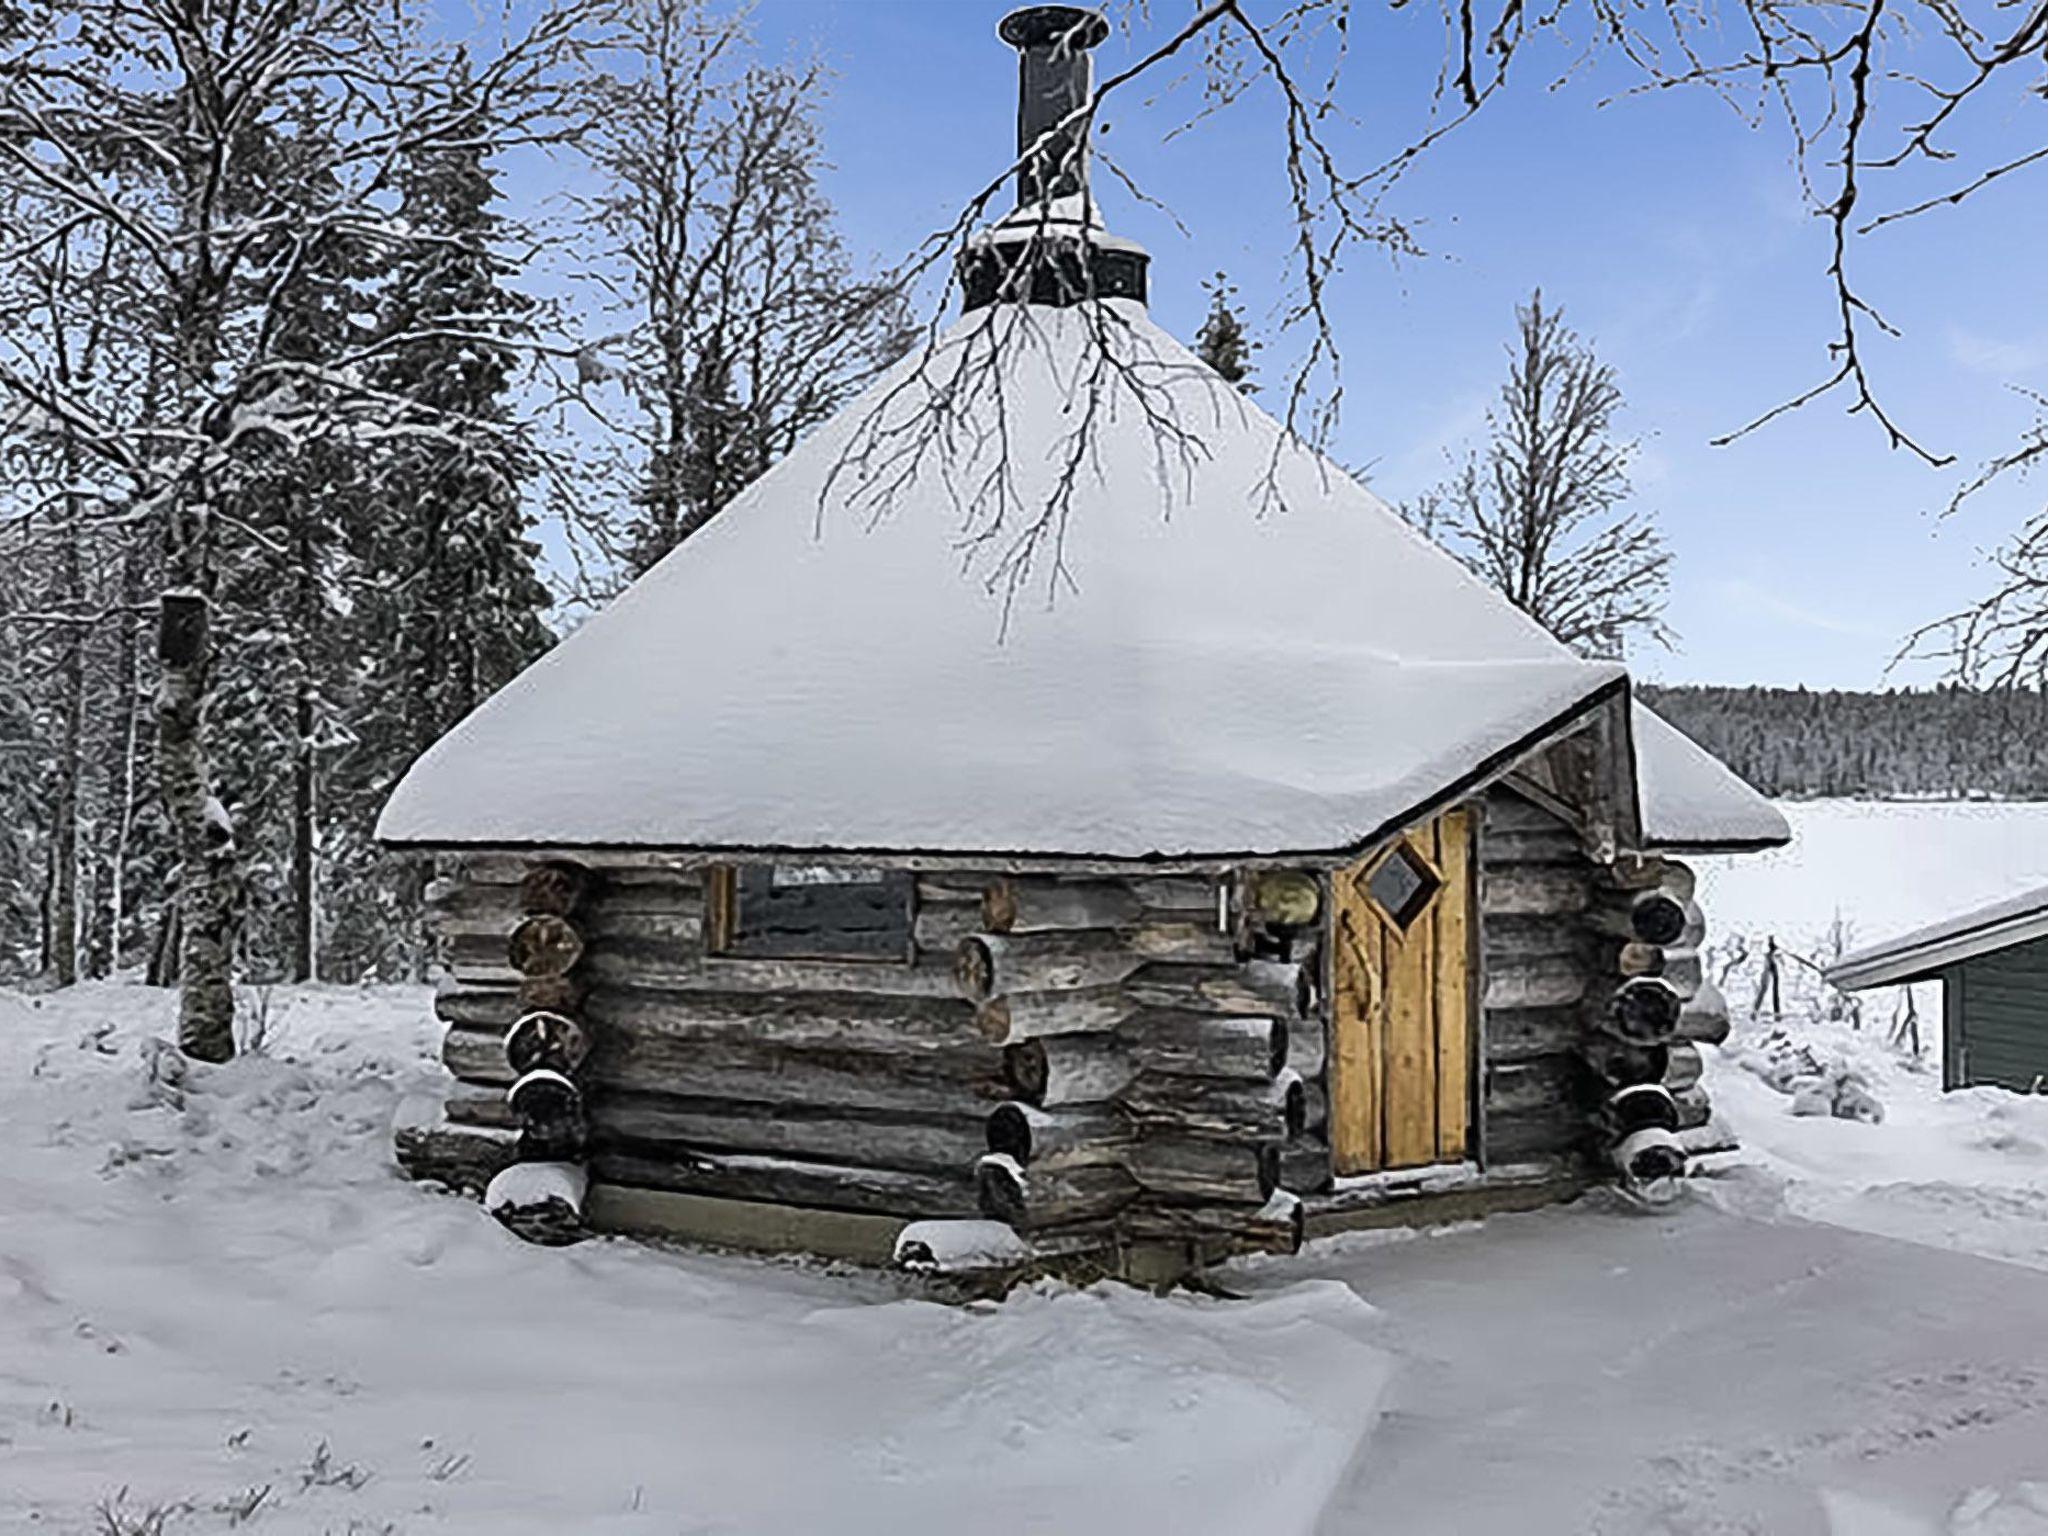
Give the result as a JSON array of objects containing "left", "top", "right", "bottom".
[
  {"left": 0, "top": 0, "right": 909, "bottom": 1053},
  {"left": 1641, "top": 685, "right": 2048, "bottom": 800}
]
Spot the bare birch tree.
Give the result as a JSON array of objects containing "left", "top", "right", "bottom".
[
  {"left": 580, "top": 0, "right": 911, "bottom": 576},
  {"left": 1406, "top": 293, "right": 1672, "bottom": 659}
]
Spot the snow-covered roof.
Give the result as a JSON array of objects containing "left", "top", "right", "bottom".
[
  {"left": 1828, "top": 883, "right": 2048, "bottom": 991},
  {"left": 379, "top": 300, "right": 1746, "bottom": 862},
  {"left": 1632, "top": 705, "right": 1791, "bottom": 853}
]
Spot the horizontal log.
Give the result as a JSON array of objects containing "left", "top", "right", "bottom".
[
  {"left": 583, "top": 945, "right": 961, "bottom": 997},
  {"left": 586, "top": 907, "right": 703, "bottom": 945},
  {"left": 1483, "top": 1005, "right": 1582, "bottom": 1064},
  {"left": 444, "top": 1026, "right": 511, "bottom": 1085},
  {"left": 916, "top": 874, "right": 993, "bottom": 905},
  {"left": 1124, "top": 960, "right": 1309, "bottom": 1019},
  {"left": 1596, "top": 855, "right": 1695, "bottom": 899},
  {"left": 435, "top": 977, "right": 521, "bottom": 1031},
  {"left": 1483, "top": 954, "right": 1588, "bottom": 1010},
  {"left": 956, "top": 925, "right": 1236, "bottom": 1001},
  {"left": 583, "top": 986, "right": 982, "bottom": 1053},
  {"left": 592, "top": 1090, "right": 986, "bottom": 1173},
  {"left": 446, "top": 1080, "right": 518, "bottom": 1129},
  {"left": 1616, "top": 940, "right": 1664, "bottom": 979},
  {"left": 1278, "top": 1144, "right": 1332, "bottom": 1197},
  {"left": 1487, "top": 1057, "right": 1588, "bottom": 1118},
  {"left": 1120, "top": 1012, "right": 1286, "bottom": 1081},
  {"left": 1126, "top": 1137, "right": 1282, "bottom": 1205},
  {"left": 912, "top": 902, "right": 982, "bottom": 955},
  {"left": 982, "top": 878, "right": 1145, "bottom": 934},
  {"left": 1481, "top": 866, "right": 1591, "bottom": 917},
  {"left": 1482, "top": 914, "right": 1587, "bottom": 962},
  {"left": 586, "top": 1029, "right": 1009, "bottom": 1116},
  {"left": 1480, "top": 827, "right": 1585, "bottom": 866},
  {"left": 1120, "top": 1070, "right": 1304, "bottom": 1142},
  {"left": 1120, "top": 1191, "right": 1305, "bottom": 1256},
  {"left": 1484, "top": 1105, "right": 1586, "bottom": 1161},
  {"left": 395, "top": 1119, "right": 520, "bottom": 1194},
  {"left": 976, "top": 1153, "right": 1138, "bottom": 1230},
  {"left": 1658, "top": 950, "right": 1704, "bottom": 998},
  {"left": 601, "top": 865, "right": 706, "bottom": 893},
  {"left": 1673, "top": 1084, "right": 1711, "bottom": 1131},
  {"left": 1483, "top": 791, "right": 1573, "bottom": 834},
  {"left": 1676, "top": 979, "right": 1730, "bottom": 1045},
  {"left": 508, "top": 914, "right": 584, "bottom": 978},
  {"left": 436, "top": 979, "right": 576, "bottom": 1037},
  {"left": 1664, "top": 1041, "right": 1703, "bottom": 1093},
  {"left": 1002, "top": 1033, "right": 1135, "bottom": 1107},
  {"left": 595, "top": 1145, "right": 974, "bottom": 1218},
  {"left": 977, "top": 984, "right": 1135, "bottom": 1043},
  {"left": 984, "top": 1102, "right": 1133, "bottom": 1168}
]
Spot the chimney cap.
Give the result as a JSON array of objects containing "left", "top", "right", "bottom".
[{"left": 997, "top": 5, "right": 1110, "bottom": 51}]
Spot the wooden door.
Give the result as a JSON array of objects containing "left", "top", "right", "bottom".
[{"left": 1329, "top": 808, "right": 1475, "bottom": 1174}]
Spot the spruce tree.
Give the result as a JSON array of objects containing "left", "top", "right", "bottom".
[
  {"left": 1195, "top": 272, "right": 1257, "bottom": 393},
  {"left": 346, "top": 65, "right": 552, "bottom": 973}
]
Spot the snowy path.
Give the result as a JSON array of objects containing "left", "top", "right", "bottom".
[{"left": 1273, "top": 1194, "right": 2048, "bottom": 1535}]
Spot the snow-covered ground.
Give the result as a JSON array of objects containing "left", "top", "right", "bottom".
[
  {"left": 1694, "top": 800, "right": 2048, "bottom": 1275},
  {"left": 5, "top": 800, "right": 2048, "bottom": 1535}
]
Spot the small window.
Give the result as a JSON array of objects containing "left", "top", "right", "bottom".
[
  {"left": 1365, "top": 841, "right": 1440, "bottom": 930},
  {"left": 707, "top": 863, "right": 913, "bottom": 961}
]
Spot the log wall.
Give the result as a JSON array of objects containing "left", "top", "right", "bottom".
[
  {"left": 1477, "top": 788, "right": 1599, "bottom": 1165},
  {"left": 397, "top": 801, "right": 1727, "bottom": 1263}
]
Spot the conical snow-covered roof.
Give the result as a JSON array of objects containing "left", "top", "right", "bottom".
[{"left": 380, "top": 301, "right": 1648, "bottom": 860}]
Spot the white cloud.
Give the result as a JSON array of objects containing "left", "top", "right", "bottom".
[
  {"left": 1946, "top": 327, "right": 2048, "bottom": 379},
  {"left": 1717, "top": 577, "right": 1879, "bottom": 638}
]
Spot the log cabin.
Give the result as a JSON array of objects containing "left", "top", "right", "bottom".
[{"left": 377, "top": 5, "right": 1790, "bottom": 1282}]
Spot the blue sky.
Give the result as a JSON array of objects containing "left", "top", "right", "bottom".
[{"left": 516, "top": 0, "right": 2048, "bottom": 690}]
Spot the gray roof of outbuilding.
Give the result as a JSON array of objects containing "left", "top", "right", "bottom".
[{"left": 1827, "top": 882, "right": 2048, "bottom": 990}]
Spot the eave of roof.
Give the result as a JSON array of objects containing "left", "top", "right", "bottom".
[{"left": 1827, "top": 882, "right": 2048, "bottom": 990}]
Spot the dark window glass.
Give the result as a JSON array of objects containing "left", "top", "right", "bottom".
[
  {"left": 1367, "top": 843, "right": 1439, "bottom": 930},
  {"left": 721, "top": 865, "right": 913, "bottom": 961}
]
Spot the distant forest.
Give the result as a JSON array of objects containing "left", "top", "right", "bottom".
[{"left": 1640, "top": 686, "right": 2048, "bottom": 800}]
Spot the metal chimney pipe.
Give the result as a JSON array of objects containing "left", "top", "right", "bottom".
[{"left": 998, "top": 6, "right": 1111, "bottom": 208}]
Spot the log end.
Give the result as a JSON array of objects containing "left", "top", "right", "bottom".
[
  {"left": 981, "top": 880, "right": 1019, "bottom": 935},
  {"left": 485, "top": 1161, "right": 590, "bottom": 1246},
  {"left": 520, "top": 860, "right": 593, "bottom": 918},
  {"left": 955, "top": 936, "right": 997, "bottom": 1002},
  {"left": 505, "top": 1010, "right": 591, "bottom": 1077},
  {"left": 976, "top": 997, "right": 1013, "bottom": 1044},
  {"left": 507, "top": 914, "right": 585, "bottom": 979},
  {"left": 1001, "top": 1039, "right": 1051, "bottom": 1105}
]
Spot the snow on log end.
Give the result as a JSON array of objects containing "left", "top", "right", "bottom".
[
  {"left": 486, "top": 1161, "right": 590, "bottom": 1247},
  {"left": 893, "top": 1219, "right": 1035, "bottom": 1274}
]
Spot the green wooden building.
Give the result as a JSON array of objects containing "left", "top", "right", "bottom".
[{"left": 1829, "top": 886, "right": 2048, "bottom": 1092}]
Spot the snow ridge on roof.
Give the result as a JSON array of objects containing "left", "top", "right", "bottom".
[
  {"left": 381, "top": 301, "right": 1646, "bottom": 858},
  {"left": 1829, "top": 881, "right": 2048, "bottom": 991}
]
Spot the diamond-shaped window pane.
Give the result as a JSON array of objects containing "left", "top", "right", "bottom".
[{"left": 1367, "top": 843, "right": 1439, "bottom": 930}]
